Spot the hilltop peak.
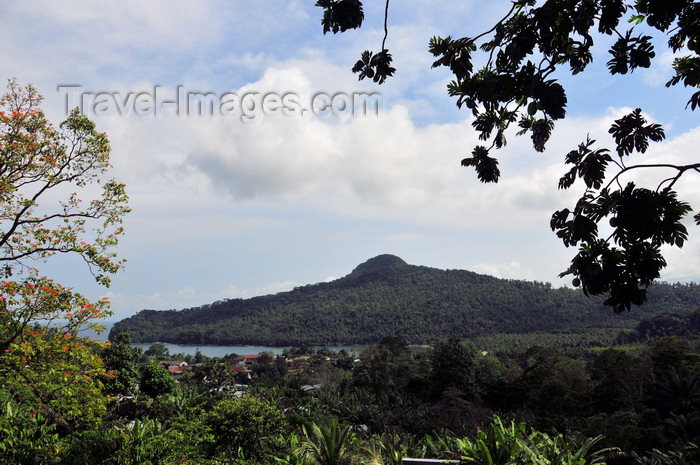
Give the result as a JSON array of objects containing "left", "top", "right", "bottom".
[
  {"left": 351, "top": 254, "right": 408, "bottom": 275},
  {"left": 110, "top": 252, "right": 700, "bottom": 346}
]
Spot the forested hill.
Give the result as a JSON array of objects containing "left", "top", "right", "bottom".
[{"left": 109, "top": 254, "right": 700, "bottom": 345}]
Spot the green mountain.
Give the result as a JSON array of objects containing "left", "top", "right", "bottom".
[{"left": 109, "top": 254, "right": 700, "bottom": 345}]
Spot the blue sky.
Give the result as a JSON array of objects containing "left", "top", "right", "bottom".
[{"left": 2, "top": 1, "right": 698, "bottom": 321}]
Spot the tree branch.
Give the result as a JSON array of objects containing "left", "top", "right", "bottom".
[
  {"left": 604, "top": 162, "right": 700, "bottom": 193},
  {"left": 471, "top": 3, "right": 518, "bottom": 43},
  {"left": 381, "top": 0, "right": 390, "bottom": 51}
]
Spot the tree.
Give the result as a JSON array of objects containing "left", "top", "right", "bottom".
[
  {"left": 0, "top": 79, "right": 129, "bottom": 431},
  {"left": 316, "top": 1, "right": 699, "bottom": 312},
  {"left": 430, "top": 338, "right": 477, "bottom": 400},
  {"left": 194, "top": 357, "right": 238, "bottom": 389},
  {"left": 0, "top": 278, "right": 113, "bottom": 430},
  {"left": 200, "top": 396, "right": 288, "bottom": 465},
  {"left": 353, "top": 337, "right": 413, "bottom": 395},
  {"left": 144, "top": 342, "right": 170, "bottom": 358},
  {"left": 253, "top": 351, "right": 289, "bottom": 385},
  {"left": 140, "top": 360, "right": 175, "bottom": 398},
  {"left": 194, "top": 348, "right": 204, "bottom": 364},
  {"left": 0, "top": 274, "right": 110, "bottom": 354},
  {"left": 0, "top": 78, "right": 129, "bottom": 285},
  {"left": 0, "top": 78, "right": 129, "bottom": 350},
  {"left": 100, "top": 332, "right": 143, "bottom": 396},
  {"left": 591, "top": 348, "right": 641, "bottom": 412}
]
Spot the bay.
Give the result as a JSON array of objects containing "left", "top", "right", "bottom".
[
  {"left": 87, "top": 321, "right": 366, "bottom": 357},
  {"left": 131, "top": 343, "right": 286, "bottom": 357},
  {"left": 130, "top": 342, "right": 367, "bottom": 358}
]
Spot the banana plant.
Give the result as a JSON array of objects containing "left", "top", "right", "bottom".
[
  {"left": 455, "top": 416, "right": 526, "bottom": 465},
  {"left": 0, "top": 396, "right": 59, "bottom": 464},
  {"left": 422, "top": 430, "right": 457, "bottom": 459},
  {"left": 275, "top": 433, "right": 313, "bottom": 465},
  {"left": 113, "top": 418, "right": 173, "bottom": 465},
  {"left": 455, "top": 416, "right": 616, "bottom": 465},
  {"left": 363, "top": 433, "right": 409, "bottom": 465}
]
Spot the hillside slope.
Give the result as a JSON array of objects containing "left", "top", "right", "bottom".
[{"left": 109, "top": 254, "right": 700, "bottom": 345}]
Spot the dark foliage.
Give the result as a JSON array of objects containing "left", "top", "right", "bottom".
[
  {"left": 552, "top": 107, "right": 693, "bottom": 312},
  {"left": 109, "top": 255, "right": 700, "bottom": 346},
  {"left": 316, "top": 0, "right": 364, "bottom": 34},
  {"left": 6, "top": 317, "right": 700, "bottom": 463},
  {"left": 314, "top": 0, "right": 700, "bottom": 313},
  {"left": 351, "top": 49, "right": 395, "bottom": 84}
]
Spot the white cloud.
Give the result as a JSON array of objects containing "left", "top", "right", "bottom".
[
  {"left": 235, "top": 281, "right": 301, "bottom": 298},
  {"left": 85, "top": 65, "right": 699, "bottom": 242},
  {"left": 642, "top": 50, "right": 680, "bottom": 87},
  {"left": 471, "top": 260, "right": 522, "bottom": 278},
  {"left": 122, "top": 286, "right": 199, "bottom": 312}
]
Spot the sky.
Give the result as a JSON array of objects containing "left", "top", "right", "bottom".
[{"left": 1, "top": 1, "right": 698, "bottom": 322}]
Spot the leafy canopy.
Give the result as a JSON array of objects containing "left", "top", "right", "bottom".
[
  {"left": 315, "top": 0, "right": 700, "bottom": 312},
  {"left": 0, "top": 79, "right": 129, "bottom": 435},
  {"left": 0, "top": 78, "right": 129, "bottom": 286}
]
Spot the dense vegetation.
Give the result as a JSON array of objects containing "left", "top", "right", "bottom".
[
  {"left": 3, "top": 309, "right": 698, "bottom": 464},
  {"left": 110, "top": 254, "right": 700, "bottom": 345}
]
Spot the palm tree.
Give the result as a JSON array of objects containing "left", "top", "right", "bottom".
[{"left": 301, "top": 417, "right": 357, "bottom": 465}]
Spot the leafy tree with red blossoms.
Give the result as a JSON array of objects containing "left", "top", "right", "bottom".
[
  {"left": 0, "top": 78, "right": 129, "bottom": 286},
  {"left": 0, "top": 78, "right": 130, "bottom": 444},
  {"left": 0, "top": 277, "right": 113, "bottom": 430}
]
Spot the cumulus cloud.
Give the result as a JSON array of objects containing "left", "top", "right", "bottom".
[{"left": 92, "top": 64, "right": 699, "bottom": 238}]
